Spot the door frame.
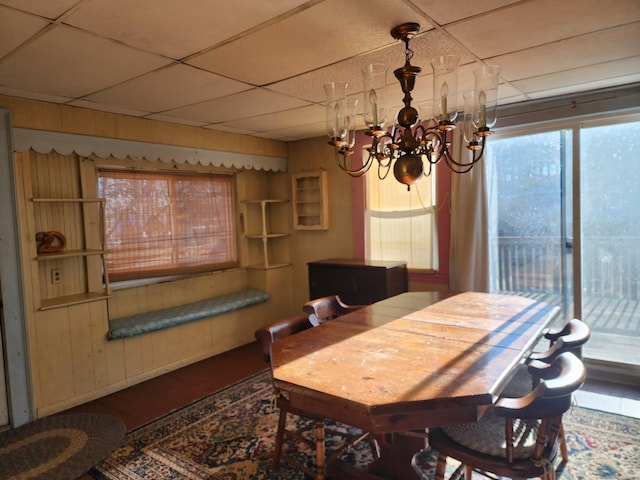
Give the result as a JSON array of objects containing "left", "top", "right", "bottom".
[{"left": 0, "top": 110, "right": 33, "bottom": 426}]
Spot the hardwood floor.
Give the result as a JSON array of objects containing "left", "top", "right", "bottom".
[{"left": 66, "top": 341, "right": 267, "bottom": 480}]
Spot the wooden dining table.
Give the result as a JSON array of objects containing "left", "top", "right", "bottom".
[{"left": 270, "top": 291, "right": 560, "bottom": 479}]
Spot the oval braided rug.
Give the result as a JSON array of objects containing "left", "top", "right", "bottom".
[{"left": 0, "top": 413, "right": 126, "bottom": 480}]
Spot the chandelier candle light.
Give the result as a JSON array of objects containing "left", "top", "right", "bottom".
[{"left": 326, "top": 23, "right": 501, "bottom": 190}]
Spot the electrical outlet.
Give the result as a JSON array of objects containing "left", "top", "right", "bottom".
[{"left": 51, "top": 268, "right": 62, "bottom": 284}]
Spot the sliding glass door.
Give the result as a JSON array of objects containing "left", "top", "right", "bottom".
[
  {"left": 486, "top": 113, "right": 640, "bottom": 376},
  {"left": 486, "top": 128, "right": 573, "bottom": 320},
  {"left": 580, "top": 117, "right": 640, "bottom": 367}
]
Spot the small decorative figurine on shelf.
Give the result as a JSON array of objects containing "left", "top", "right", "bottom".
[{"left": 36, "top": 231, "right": 66, "bottom": 254}]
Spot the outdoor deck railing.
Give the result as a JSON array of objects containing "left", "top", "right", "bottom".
[{"left": 491, "top": 236, "right": 640, "bottom": 301}]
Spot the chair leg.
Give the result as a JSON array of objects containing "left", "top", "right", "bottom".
[
  {"left": 464, "top": 464, "right": 473, "bottom": 479},
  {"left": 368, "top": 435, "right": 381, "bottom": 460},
  {"left": 542, "top": 467, "right": 557, "bottom": 480},
  {"left": 313, "top": 419, "right": 325, "bottom": 480},
  {"left": 273, "top": 409, "right": 287, "bottom": 469},
  {"left": 435, "top": 453, "right": 447, "bottom": 480},
  {"left": 559, "top": 423, "right": 568, "bottom": 463}
]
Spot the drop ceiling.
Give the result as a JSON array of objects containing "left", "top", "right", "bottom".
[{"left": 1, "top": 0, "right": 639, "bottom": 142}]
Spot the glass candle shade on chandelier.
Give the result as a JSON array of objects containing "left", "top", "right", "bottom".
[{"left": 326, "top": 23, "right": 501, "bottom": 190}]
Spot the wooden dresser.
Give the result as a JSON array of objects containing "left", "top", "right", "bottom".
[{"left": 307, "top": 258, "right": 408, "bottom": 305}]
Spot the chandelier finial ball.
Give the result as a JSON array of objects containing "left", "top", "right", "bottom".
[
  {"left": 397, "top": 106, "right": 419, "bottom": 128},
  {"left": 393, "top": 154, "right": 424, "bottom": 186}
]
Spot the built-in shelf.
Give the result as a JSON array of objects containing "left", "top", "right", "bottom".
[
  {"left": 242, "top": 199, "right": 290, "bottom": 270},
  {"left": 32, "top": 197, "right": 110, "bottom": 310},
  {"left": 40, "top": 292, "right": 111, "bottom": 311},
  {"left": 35, "top": 249, "right": 108, "bottom": 261},
  {"left": 292, "top": 170, "right": 328, "bottom": 230}
]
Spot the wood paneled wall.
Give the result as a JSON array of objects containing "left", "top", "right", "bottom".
[
  {"left": 11, "top": 128, "right": 292, "bottom": 417},
  {"left": 1, "top": 94, "right": 356, "bottom": 417}
]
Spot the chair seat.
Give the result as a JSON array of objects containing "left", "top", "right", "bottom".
[
  {"left": 430, "top": 353, "right": 586, "bottom": 480},
  {"left": 441, "top": 410, "right": 540, "bottom": 460},
  {"left": 501, "top": 363, "right": 534, "bottom": 397}
]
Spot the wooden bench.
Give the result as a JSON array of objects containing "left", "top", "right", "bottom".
[{"left": 107, "top": 288, "right": 270, "bottom": 340}]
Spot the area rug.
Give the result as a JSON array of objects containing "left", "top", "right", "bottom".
[
  {"left": 90, "top": 370, "right": 640, "bottom": 479},
  {"left": 0, "top": 413, "right": 126, "bottom": 480}
]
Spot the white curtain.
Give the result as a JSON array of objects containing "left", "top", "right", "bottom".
[{"left": 448, "top": 125, "right": 490, "bottom": 292}]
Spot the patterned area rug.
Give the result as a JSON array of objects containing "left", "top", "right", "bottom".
[{"left": 91, "top": 370, "right": 640, "bottom": 480}]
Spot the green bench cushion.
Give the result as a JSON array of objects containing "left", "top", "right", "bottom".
[{"left": 107, "top": 288, "right": 270, "bottom": 340}]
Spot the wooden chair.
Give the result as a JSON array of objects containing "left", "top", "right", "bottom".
[
  {"left": 534, "top": 318, "right": 591, "bottom": 361},
  {"left": 504, "top": 319, "right": 591, "bottom": 394},
  {"left": 428, "top": 352, "right": 587, "bottom": 480},
  {"left": 502, "top": 318, "right": 591, "bottom": 463},
  {"left": 255, "top": 302, "right": 373, "bottom": 479},
  {"left": 273, "top": 390, "right": 374, "bottom": 480},
  {"left": 302, "top": 294, "right": 364, "bottom": 325},
  {"left": 254, "top": 314, "right": 313, "bottom": 362}
]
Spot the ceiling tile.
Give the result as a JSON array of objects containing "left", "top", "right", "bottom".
[
  {"left": 410, "top": 0, "right": 521, "bottom": 26},
  {"left": 62, "top": 0, "right": 311, "bottom": 59},
  {"left": 163, "top": 88, "right": 310, "bottom": 124},
  {"left": 145, "top": 113, "right": 210, "bottom": 128},
  {"left": 495, "top": 24, "right": 640, "bottom": 83},
  {"left": 68, "top": 99, "right": 150, "bottom": 117},
  {"left": 84, "top": 64, "right": 252, "bottom": 112},
  {"left": 219, "top": 104, "right": 326, "bottom": 134},
  {"left": 203, "top": 123, "right": 255, "bottom": 136},
  {"left": 513, "top": 57, "right": 640, "bottom": 97},
  {"left": 187, "top": 0, "right": 432, "bottom": 86},
  {"left": 255, "top": 121, "right": 328, "bottom": 142},
  {"left": 1, "top": 0, "right": 638, "bottom": 144},
  {"left": 269, "top": 29, "right": 472, "bottom": 104},
  {"left": 0, "top": 0, "right": 82, "bottom": 19},
  {"left": 0, "top": 6, "right": 49, "bottom": 58},
  {"left": 495, "top": 82, "right": 528, "bottom": 104},
  {"left": 0, "top": 24, "right": 171, "bottom": 98},
  {"left": 0, "top": 85, "right": 72, "bottom": 104},
  {"left": 526, "top": 74, "right": 640, "bottom": 100},
  {"left": 445, "top": 0, "right": 640, "bottom": 59}
]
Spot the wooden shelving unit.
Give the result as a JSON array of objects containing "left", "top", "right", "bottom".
[
  {"left": 32, "top": 197, "right": 110, "bottom": 310},
  {"left": 243, "top": 199, "right": 290, "bottom": 270},
  {"left": 292, "top": 170, "right": 328, "bottom": 230}
]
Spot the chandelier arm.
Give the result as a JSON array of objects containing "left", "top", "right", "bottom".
[
  {"left": 422, "top": 161, "right": 434, "bottom": 178},
  {"left": 372, "top": 134, "right": 396, "bottom": 169},
  {"left": 471, "top": 136, "right": 488, "bottom": 162},
  {"left": 422, "top": 130, "right": 445, "bottom": 165},
  {"left": 442, "top": 148, "right": 475, "bottom": 174},
  {"left": 377, "top": 161, "right": 393, "bottom": 180},
  {"left": 335, "top": 149, "right": 373, "bottom": 177},
  {"left": 413, "top": 124, "right": 428, "bottom": 155}
]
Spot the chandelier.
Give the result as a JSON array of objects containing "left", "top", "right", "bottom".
[{"left": 325, "top": 23, "right": 501, "bottom": 189}]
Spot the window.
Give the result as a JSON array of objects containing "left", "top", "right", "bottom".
[
  {"left": 365, "top": 163, "right": 437, "bottom": 271},
  {"left": 98, "top": 170, "right": 237, "bottom": 281}
]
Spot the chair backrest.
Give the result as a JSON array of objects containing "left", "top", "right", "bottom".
[
  {"left": 530, "top": 318, "right": 591, "bottom": 363},
  {"left": 495, "top": 352, "right": 586, "bottom": 463},
  {"left": 546, "top": 318, "right": 591, "bottom": 348},
  {"left": 302, "top": 295, "right": 363, "bottom": 325},
  {"left": 254, "top": 315, "right": 313, "bottom": 363}
]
